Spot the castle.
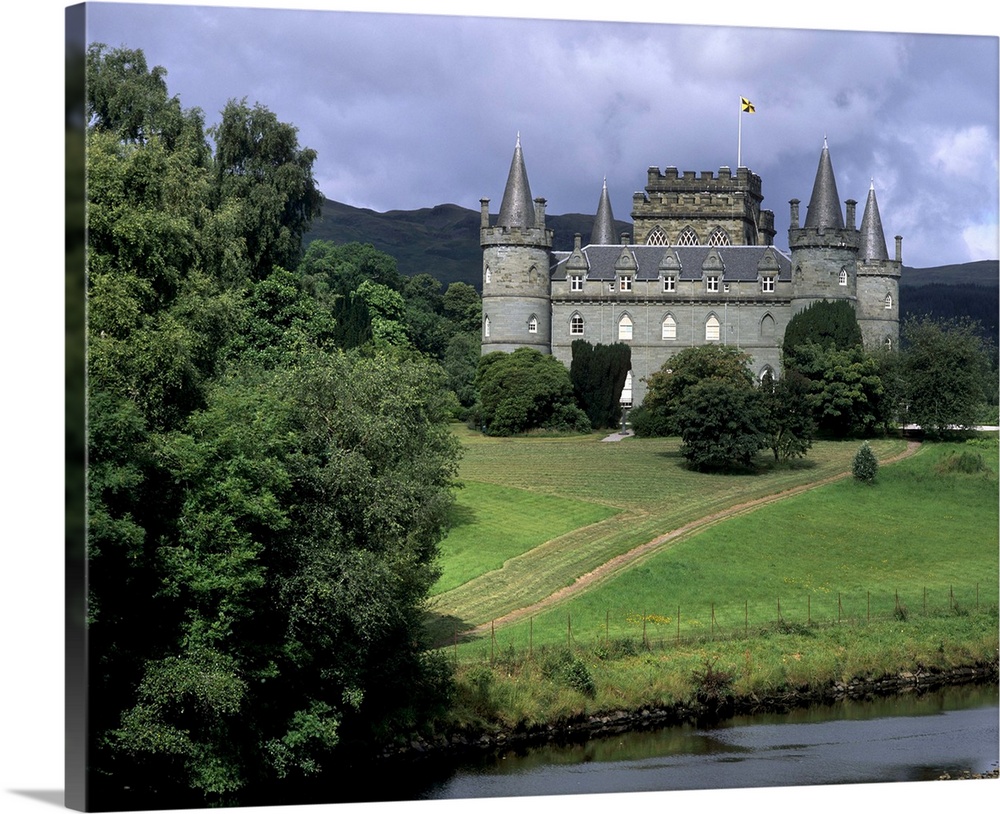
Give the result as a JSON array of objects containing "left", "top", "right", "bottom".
[{"left": 480, "top": 136, "right": 902, "bottom": 406}]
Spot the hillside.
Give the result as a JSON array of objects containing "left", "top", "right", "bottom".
[
  {"left": 304, "top": 199, "right": 998, "bottom": 334},
  {"left": 304, "top": 198, "right": 629, "bottom": 289}
]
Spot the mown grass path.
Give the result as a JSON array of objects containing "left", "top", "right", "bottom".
[{"left": 427, "top": 430, "right": 914, "bottom": 643}]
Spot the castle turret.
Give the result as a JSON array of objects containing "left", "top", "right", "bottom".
[
  {"left": 788, "top": 139, "right": 859, "bottom": 314},
  {"left": 480, "top": 135, "right": 554, "bottom": 354},
  {"left": 855, "top": 181, "right": 902, "bottom": 349},
  {"left": 590, "top": 178, "right": 616, "bottom": 245}
]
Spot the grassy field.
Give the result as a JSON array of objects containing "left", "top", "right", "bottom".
[
  {"left": 427, "top": 427, "right": 911, "bottom": 640},
  {"left": 426, "top": 430, "right": 998, "bottom": 732},
  {"left": 456, "top": 437, "right": 999, "bottom": 656}
]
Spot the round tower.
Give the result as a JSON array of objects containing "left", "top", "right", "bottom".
[
  {"left": 855, "top": 181, "right": 902, "bottom": 350},
  {"left": 788, "top": 139, "right": 859, "bottom": 314},
  {"left": 480, "top": 135, "right": 554, "bottom": 355}
]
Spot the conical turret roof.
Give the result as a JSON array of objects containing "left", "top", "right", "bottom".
[
  {"left": 859, "top": 180, "right": 889, "bottom": 261},
  {"left": 804, "top": 138, "right": 845, "bottom": 230},
  {"left": 590, "top": 178, "right": 616, "bottom": 244},
  {"left": 497, "top": 134, "right": 535, "bottom": 228}
]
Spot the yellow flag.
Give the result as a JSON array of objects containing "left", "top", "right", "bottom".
[{"left": 741, "top": 97, "right": 755, "bottom": 113}]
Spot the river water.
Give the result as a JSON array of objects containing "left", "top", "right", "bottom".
[{"left": 400, "top": 683, "right": 998, "bottom": 802}]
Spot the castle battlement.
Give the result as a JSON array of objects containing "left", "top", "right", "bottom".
[{"left": 480, "top": 225, "right": 553, "bottom": 249}]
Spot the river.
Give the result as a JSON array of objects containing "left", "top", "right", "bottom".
[{"left": 323, "top": 682, "right": 996, "bottom": 810}]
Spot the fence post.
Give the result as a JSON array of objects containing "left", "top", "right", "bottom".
[
  {"left": 923, "top": 587, "right": 927, "bottom": 616},
  {"left": 777, "top": 597, "right": 782, "bottom": 624},
  {"left": 950, "top": 585, "right": 954, "bottom": 611},
  {"left": 745, "top": 599, "right": 748, "bottom": 637},
  {"left": 567, "top": 612, "right": 572, "bottom": 650},
  {"left": 529, "top": 616, "right": 533, "bottom": 660},
  {"left": 838, "top": 593, "right": 842, "bottom": 624},
  {"left": 676, "top": 605, "right": 680, "bottom": 645},
  {"left": 977, "top": 583, "right": 980, "bottom": 611},
  {"left": 642, "top": 612, "right": 647, "bottom": 649},
  {"left": 711, "top": 602, "right": 715, "bottom": 638},
  {"left": 808, "top": 595, "right": 811, "bottom": 625},
  {"left": 606, "top": 609, "right": 610, "bottom": 646},
  {"left": 491, "top": 619, "right": 495, "bottom": 665}
]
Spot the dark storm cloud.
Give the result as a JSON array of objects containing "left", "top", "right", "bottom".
[{"left": 83, "top": 0, "right": 999, "bottom": 267}]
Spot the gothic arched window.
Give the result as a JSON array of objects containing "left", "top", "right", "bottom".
[
  {"left": 662, "top": 314, "right": 677, "bottom": 340},
  {"left": 676, "top": 226, "right": 700, "bottom": 246},
  {"left": 839, "top": 269, "right": 848, "bottom": 286},
  {"left": 707, "top": 227, "right": 731, "bottom": 246},
  {"left": 618, "top": 314, "right": 633, "bottom": 341},
  {"left": 484, "top": 316, "right": 491, "bottom": 338},
  {"left": 646, "top": 227, "right": 668, "bottom": 246},
  {"left": 570, "top": 313, "right": 585, "bottom": 336},
  {"left": 706, "top": 315, "right": 720, "bottom": 341},
  {"left": 528, "top": 315, "right": 538, "bottom": 334},
  {"left": 884, "top": 293, "right": 893, "bottom": 310}
]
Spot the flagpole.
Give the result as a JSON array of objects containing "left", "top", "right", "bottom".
[{"left": 737, "top": 96, "right": 743, "bottom": 168}]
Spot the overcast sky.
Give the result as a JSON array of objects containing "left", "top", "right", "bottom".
[{"left": 79, "top": 0, "right": 999, "bottom": 269}]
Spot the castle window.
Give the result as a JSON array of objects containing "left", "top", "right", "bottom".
[
  {"left": 706, "top": 315, "right": 720, "bottom": 341},
  {"left": 884, "top": 336, "right": 893, "bottom": 350},
  {"left": 677, "top": 227, "right": 700, "bottom": 246},
  {"left": 884, "top": 293, "right": 893, "bottom": 310},
  {"left": 484, "top": 316, "right": 491, "bottom": 338},
  {"left": 839, "top": 269, "right": 848, "bottom": 286},
  {"left": 618, "top": 314, "right": 633, "bottom": 341},
  {"left": 620, "top": 370, "right": 633, "bottom": 408},
  {"left": 485, "top": 266, "right": 491, "bottom": 284},
  {"left": 528, "top": 315, "right": 538, "bottom": 334},
  {"left": 570, "top": 274, "right": 584, "bottom": 292},
  {"left": 646, "top": 227, "right": 668, "bottom": 246},
  {"left": 708, "top": 227, "right": 731, "bottom": 247},
  {"left": 619, "top": 275, "right": 633, "bottom": 292},
  {"left": 662, "top": 314, "right": 677, "bottom": 340},
  {"left": 706, "top": 275, "right": 719, "bottom": 293},
  {"left": 760, "top": 313, "right": 775, "bottom": 338},
  {"left": 663, "top": 275, "right": 676, "bottom": 293},
  {"left": 570, "top": 314, "right": 585, "bottom": 336},
  {"left": 761, "top": 275, "right": 775, "bottom": 293}
]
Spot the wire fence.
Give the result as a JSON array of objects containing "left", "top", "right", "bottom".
[{"left": 455, "top": 582, "right": 997, "bottom": 665}]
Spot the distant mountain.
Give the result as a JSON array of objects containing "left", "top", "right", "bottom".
[
  {"left": 304, "top": 200, "right": 998, "bottom": 338},
  {"left": 304, "top": 198, "right": 629, "bottom": 290}
]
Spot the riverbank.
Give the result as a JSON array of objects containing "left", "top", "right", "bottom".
[{"left": 382, "top": 658, "right": 998, "bottom": 760}]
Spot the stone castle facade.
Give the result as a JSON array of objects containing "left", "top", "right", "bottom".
[{"left": 480, "top": 136, "right": 902, "bottom": 406}]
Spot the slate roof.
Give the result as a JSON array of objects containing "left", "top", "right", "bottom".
[
  {"left": 551, "top": 244, "right": 792, "bottom": 282},
  {"left": 803, "top": 139, "right": 845, "bottom": 231},
  {"left": 859, "top": 183, "right": 890, "bottom": 261},
  {"left": 497, "top": 135, "right": 536, "bottom": 228}
]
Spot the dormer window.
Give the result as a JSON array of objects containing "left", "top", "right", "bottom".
[
  {"left": 663, "top": 275, "right": 676, "bottom": 293},
  {"left": 761, "top": 275, "right": 775, "bottom": 293},
  {"left": 706, "top": 275, "right": 720, "bottom": 293},
  {"left": 619, "top": 275, "right": 633, "bottom": 292},
  {"left": 570, "top": 274, "right": 584, "bottom": 292}
]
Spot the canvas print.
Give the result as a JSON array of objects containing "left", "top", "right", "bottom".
[{"left": 60, "top": 1, "right": 998, "bottom": 812}]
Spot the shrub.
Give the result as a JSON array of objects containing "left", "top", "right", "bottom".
[
  {"left": 541, "top": 651, "right": 596, "bottom": 698},
  {"left": 852, "top": 441, "right": 879, "bottom": 483},
  {"left": 691, "top": 658, "right": 735, "bottom": 704}
]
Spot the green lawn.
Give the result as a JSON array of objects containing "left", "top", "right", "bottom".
[
  {"left": 457, "top": 438, "right": 999, "bottom": 655},
  {"left": 428, "top": 426, "right": 911, "bottom": 638},
  {"left": 432, "top": 481, "right": 619, "bottom": 595}
]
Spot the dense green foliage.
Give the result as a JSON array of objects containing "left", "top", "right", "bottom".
[
  {"left": 899, "top": 316, "right": 995, "bottom": 435},
  {"left": 570, "top": 340, "right": 632, "bottom": 429},
  {"left": 781, "top": 299, "right": 863, "bottom": 363},
  {"left": 85, "top": 45, "right": 463, "bottom": 806},
  {"left": 633, "top": 345, "right": 757, "bottom": 438},
  {"left": 760, "top": 370, "right": 815, "bottom": 461},
  {"left": 674, "top": 379, "right": 770, "bottom": 471},
  {"left": 474, "top": 348, "right": 591, "bottom": 436}
]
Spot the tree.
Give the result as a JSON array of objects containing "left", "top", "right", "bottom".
[
  {"left": 475, "top": 348, "right": 590, "bottom": 436},
  {"left": 442, "top": 281, "right": 483, "bottom": 335},
  {"left": 789, "top": 343, "right": 888, "bottom": 437},
  {"left": 674, "top": 379, "right": 770, "bottom": 471},
  {"left": 761, "top": 370, "right": 816, "bottom": 462},
  {"left": 900, "top": 316, "right": 994, "bottom": 435},
  {"left": 635, "top": 345, "right": 756, "bottom": 436},
  {"left": 570, "top": 340, "right": 632, "bottom": 429},
  {"left": 782, "top": 299, "right": 863, "bottom": 369},
  {"left": 211, "top": 98, "right": 322, "bottom": 280},
  {"left": 852, "top": 441, "right": 879, "bottom": 483}
]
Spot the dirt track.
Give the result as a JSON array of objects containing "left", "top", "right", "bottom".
[{"left": 465, "top": 440, "right": 922, "bottom": 638}]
